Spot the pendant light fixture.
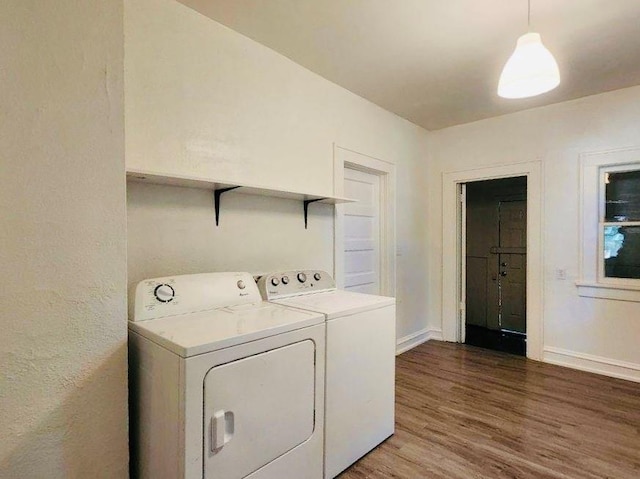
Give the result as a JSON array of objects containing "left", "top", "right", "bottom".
[{"left": 498, "top": 0, "right": 560, "bottom": 99}]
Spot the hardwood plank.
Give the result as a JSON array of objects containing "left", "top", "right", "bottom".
[{"left": 338, "top": 341, "right": 640, "bottom": 479}]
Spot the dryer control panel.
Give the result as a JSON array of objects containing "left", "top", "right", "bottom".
[
  {"left": 130, "top": 272, "right": 262, "bottom": 322},
  {"left": 257, "top": 270, "right": 336, "bottom": 300}
]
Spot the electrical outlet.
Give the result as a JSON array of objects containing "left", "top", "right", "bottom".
[{"left": 555, "top": 269, "right": 567, "bottom": 280}]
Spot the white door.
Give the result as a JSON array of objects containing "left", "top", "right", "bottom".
[{"left": 343, "top": 168, "right": 381, "bottom": 294}]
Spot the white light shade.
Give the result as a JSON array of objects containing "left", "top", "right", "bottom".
[{"left": 498, "top": 32, "right": 560, "bottom": 99}]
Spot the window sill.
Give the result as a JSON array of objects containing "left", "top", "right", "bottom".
[{"left": 576, "top": 281, "right": 640, "bottom": 302}]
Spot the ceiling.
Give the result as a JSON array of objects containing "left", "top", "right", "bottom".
[{"left": 178, "top": 0, "right": 640, "bottom": 130}]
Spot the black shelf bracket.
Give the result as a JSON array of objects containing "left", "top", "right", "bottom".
[
  {"left": 213, "top": 186, "right": 241, "bottom": 226},
  {"left": 303, "top": 198, "right": 326, "bottom": 229}
]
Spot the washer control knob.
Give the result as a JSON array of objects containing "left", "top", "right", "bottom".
[
  {"left": 281, "top": 275, "right": 289, "bottom": 285},
  {"left": 154, "top": 284, "right": 175, "bottom": 303},
  {"left": 297, "top": 272, "right": 307, "bottom": 283},
  {"left": 313, "top": 272, "right": 321, "bottom": 281},
  {"left": 237, "top": 280, "right": 246, "bottom": 290},
  {"left": 271, "top": 277, "right": 280, "bottom": 287}
]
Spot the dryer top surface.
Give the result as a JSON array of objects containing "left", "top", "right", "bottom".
[{"left": 129, "top": 302, "right": 324, "bottom": 357}]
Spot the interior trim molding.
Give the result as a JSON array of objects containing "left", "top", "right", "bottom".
[
  {"left": 576, "top": 281, "right": 640, "bottom": 302},
  {"left": 543, "top": 346, "right": 640, "bottom": 383},
  {"left": 577, "top": 147, "right": 640, "bottom": 300},
  {"left": 333, "top": 144, "right": 397, "bottom": 297},
  {"left": 396, "top": 328, "right": 443, "bottom": 355},
  {"left": 441, "top": 160, "right": 544, "bottom": 361}
]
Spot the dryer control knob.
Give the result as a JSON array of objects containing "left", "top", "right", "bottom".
[
  {"left": 313, "top": 273, "right": 321, "bottom": 281},
  {"left": 297, "top": 272, "right": 307, "bottom": 283},
  {"left": 271, "top": 277, "right": 280, "bottom": 287},
  {"left": 281, "top": 276, "right": 289, "bottom": 285},
  {"left": 154, "top": 284, "right": 175, "bottom": 303}
]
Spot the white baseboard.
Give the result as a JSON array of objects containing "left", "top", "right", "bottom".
[
  {"left": 543, "top": 346, "right": 640, "bottom": 383},
  {"left": 396, "top": 328, "right": 443, "bottom": 355}
]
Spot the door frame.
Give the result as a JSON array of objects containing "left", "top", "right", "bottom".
[
  {"left": 442, "top": 161, "right": 544, "bottom": 360},
  {"left": 333, "top": 145, "right": 396, "bottom": 297}
]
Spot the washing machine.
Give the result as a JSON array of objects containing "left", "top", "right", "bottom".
[
  {"left": 128, "top": 272, "right": 325, "bottom": 479},
  {"left": 256, "top": 270, "right": 396, "bottom": 478}
]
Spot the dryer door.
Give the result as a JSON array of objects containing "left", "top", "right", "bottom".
[{"left": 203, "top": 340, "right": 316, "bottom": 479}]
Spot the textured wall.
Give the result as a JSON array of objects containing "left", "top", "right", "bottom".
[
  {"left": 431, "top": 85, "right": 640, "bottom": 373},
  {"left": 125, "top": 0, "right": 433, "bottom": 342},
  {"left": 0, "top": 1, "right": 128, "bottom": 477}
]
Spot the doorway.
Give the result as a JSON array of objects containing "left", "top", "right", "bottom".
[
  {"left": 333, "top": 145, "right": 396, "bottom": 298},
  {"left": 442, "top": 161, "right": 542, "bottom": 360},
  {"left": 464, "top": 176, "right": 527, "bottom": 356}
]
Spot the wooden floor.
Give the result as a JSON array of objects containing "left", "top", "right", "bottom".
[{"left": 339, "top": 341, "right": 640, "bottom": 479}]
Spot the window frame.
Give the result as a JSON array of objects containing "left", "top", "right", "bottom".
[
  {"left": 597, "top": 164, "right": 640, "bottom": 286},
  {"left": 578, "top": 147, "right": 640, "bottom": 302}
]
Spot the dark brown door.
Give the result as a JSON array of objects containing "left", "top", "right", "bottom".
[
  {"left": 497, "top": 200, "right": 527, "bottom": 333},
  {"left": 465, "top": 178, "right": 527, "bottom": 334}
]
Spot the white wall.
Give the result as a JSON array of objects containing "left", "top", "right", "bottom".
[
  {"left": 431, "top": 85, "right": 640, "bottom": 379},
  {"left": 0, "top": 1, "right": 128, "bottom": 477},
  {"left": 125, "top": 0, "right": 433, "bottom": 342}
]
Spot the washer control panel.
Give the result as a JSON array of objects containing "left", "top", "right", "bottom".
[
  {"left": 130, "top": 272, "right": 262, "bottom": 322},
  {"left": 257, "top": 270, "right": 335, "bottom": 300}
]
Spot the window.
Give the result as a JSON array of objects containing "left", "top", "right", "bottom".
[
  {"left": 601, "top": 167, "right": 640, "bottom": 282},
  {"left": 578, "top": 148, "right": 640, "bottom": 301}
]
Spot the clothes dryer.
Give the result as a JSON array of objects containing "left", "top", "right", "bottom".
[
  {"left": 129, "top": 272, "right": 325, "bottom": 479},
  {"left": 257, "top": 270, "right": 395, "bottom": 478}
]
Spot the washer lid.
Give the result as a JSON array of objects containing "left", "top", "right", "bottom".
[
  {"left": 273, "top": 290, "right": 395, "bottom": 319},
  {"left": 128, "top": 302, "right": 324, "bottom": 357}
]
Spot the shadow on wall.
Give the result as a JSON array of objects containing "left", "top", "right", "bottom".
[
  {"left": 127, "top": 182, "right": 335, "bottom": 288},
  {"left": 0, "top": 344, "right": 129, "bottom": 478}
]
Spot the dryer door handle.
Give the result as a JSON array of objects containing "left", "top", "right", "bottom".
[{"left": 211, "top": 410, "right": 234, "bottom": 452}]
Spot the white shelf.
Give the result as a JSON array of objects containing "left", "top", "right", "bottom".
[
  {"left": 126, "top": 168, "right": 354, "bottom": 204},
  {"left": 126, "top": 168, "right": 356, "bottom": 228}
]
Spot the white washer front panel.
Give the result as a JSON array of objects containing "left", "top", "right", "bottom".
[
  {"left": 274, "top": 290, "right": 394, "bottom": 319},
  {"left": 203, "top": 340, "right": 316, "bottom": 479},
  {"left": 324, "top": 305, "right": 395, "bottom": 477}
]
